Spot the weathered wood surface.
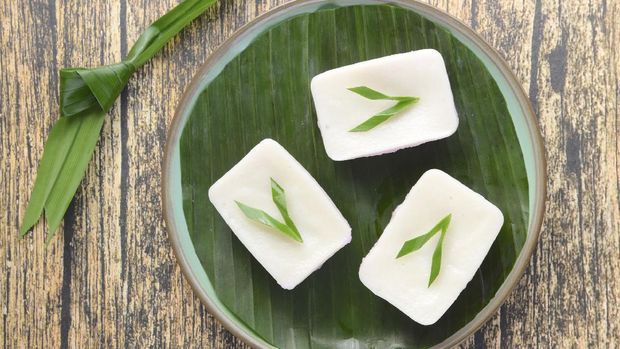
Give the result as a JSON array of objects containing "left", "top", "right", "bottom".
[{"left": 1, "top": 0, "right": 618, "bottom": 347}]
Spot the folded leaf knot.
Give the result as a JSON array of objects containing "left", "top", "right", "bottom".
[{"left": 59, "top": 62, "right": 136, "bottom": 117}]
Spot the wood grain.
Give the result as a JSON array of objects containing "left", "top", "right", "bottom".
[{"left": 1, "top": 0, "right": 617, "bottom": 347}]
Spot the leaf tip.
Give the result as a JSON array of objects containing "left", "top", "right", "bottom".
[
  {"left": 428, "top": 261, "right": 442, "bottom": 287},
  {"left": 427, "top": 263, "right": 441, "bottom": 287},
  {"left": 442, "top": 213, "right": 453, "bottom": 230},
  {"left": 269, "top": 177, "right": 280, "bottom": 189},
  {"left": 44, "top": 221, "right": 60, "bottom": 246},
  {"left": 19, "top": 209, "right": 41, "bottom": 238},
  {"left": 19, "top": 224, "right": 32, "bottom": 239}
]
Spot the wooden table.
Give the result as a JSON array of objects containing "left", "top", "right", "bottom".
[{"left": 2, "top": 0, "right": 618, "bottom": 347}]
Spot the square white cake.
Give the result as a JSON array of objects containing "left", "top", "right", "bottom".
[
  {"left": 311, "top": 49, "right": 459, "bottom": 161},
  {"left": 358, "top": 169, "right": 504, "bottom": 325},
  {"left": 208, "top": 138, "right": 351, "bottom": 289}
]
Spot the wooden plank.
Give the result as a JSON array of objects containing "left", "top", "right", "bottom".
[
  {"left": 526, "top": 0, "right": 619, "bottom": 346},
  {"left": 118, "top": 0, "right": 249, "bottom": 346},
  {"left": 1, "top": 0, "right": 618, "bottom": 347},
  {"left": 54, "top": 1, "right": 123, "bottom": 348},
  {"left": 1, "top": 0, "right": 64, "bottom": 347}
]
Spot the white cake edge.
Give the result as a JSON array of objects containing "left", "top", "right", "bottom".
[
  {"left": 323, "top": 122, "right": 459, "bottom": 161},
  {"left": 279, "top": 232, "right": 352, "bottom": 289},
  {"left": 311, "top": 49, "right": 440, "bottom": 83}
]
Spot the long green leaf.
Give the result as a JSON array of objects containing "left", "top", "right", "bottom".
[
  {"left": 179, "top": 4, "right": 530, "bottom": 348},
  {"left": 19, "top": 115, "right": 84, "bottom": 236},
  {"left": 60, "top": 0, "right": 216, "bottom": 118},
  {"left": 43, "top": 112, "right": 106, "bottom": 243},
  {"left": 125, "top": 0, "right": 218, "bottom": 66},
  {"left": 20, "top": 112, "right": 105, "bottom": 242},
  {"left": 21, "top": 0, "right": 218, "bottom": 240}
]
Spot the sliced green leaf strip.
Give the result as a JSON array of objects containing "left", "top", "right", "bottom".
[
  {"left": 235, "top": 201, "right": 302, "bottom": 242},
  {"left": 347, "top": 86, "right": 419, "bottom": 131},
  {"left": 396, "top": 213, "right": 451, "bottom": 286},
  {"left": 348, "top": 86, "right": 415, "bottom": 101},
  {"left": 236, "top": 179, "right": 303, "bottom": 242},
  {"left": 429, "top": 225, "right": 447, "bottom": 287},
  {"left": 396, "top": 213, "right": 452, "bottom": 258},
  {"left": 350, "top": 98, "right": 419, "bottom": 132},
  {"left": 270, "top": 177, "right": 301, "bottom": 236}
]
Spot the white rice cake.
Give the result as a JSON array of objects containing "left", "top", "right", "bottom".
[
  {"left": 358, "top": 169, "right": 504, "bottom": 325},
  {"left": 208, "top": 139, "right": 351, "bottom": 289},
  {"left": 311, "top": 49, "right": 459, "bottom": 161}
]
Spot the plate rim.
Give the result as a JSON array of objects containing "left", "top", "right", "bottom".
[{"left": 162, "top": 0, "right": 547, "bottom": 348}]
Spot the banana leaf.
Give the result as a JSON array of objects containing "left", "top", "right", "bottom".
[{"left": 179, "top": 4, "right": 529, "bottom": 348}]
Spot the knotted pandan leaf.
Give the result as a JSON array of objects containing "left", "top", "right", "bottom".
[{"left": 20, "top": 0, "right": 218, "bottom": 242}]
